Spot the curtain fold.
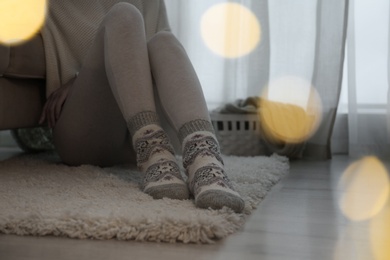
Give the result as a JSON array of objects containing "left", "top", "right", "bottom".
[{"left": 303, "top": 0, "right": 349, "bottom": 159}]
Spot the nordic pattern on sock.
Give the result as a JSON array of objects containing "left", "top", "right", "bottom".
[
  {"left": 183, "top": 133, "right": 234, "bottom": 193},
  {"left": 182, "top": 134, "right": 224, "bottom": 169},
  {"left": 131, "top": 123, "right": 189, "bottom": 200},
  {"left": 142, "top": 159, "right": 183, "bottom": 190},
  {"left": 182, "top": 130, "right": 245, "bottom": 212},
  {"left": 135, "top": 128, "right": 175, "bottom": 168},
  {"left": 190, "top": 164, "right": 235, "bottom": 195}
]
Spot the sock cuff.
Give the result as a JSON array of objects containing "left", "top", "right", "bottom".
[
  {"left": 178, "top": 119, "right": 215, "bottom": 144},
  {"left": 127, "top": 111, "right": 160, "bottom": 136}
]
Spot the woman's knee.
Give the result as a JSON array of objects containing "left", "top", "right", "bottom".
[
  {"left": 103, "top": 2, "right": 144, "bottom": 31},
  {"left": 148, "top": 31, "right": 181, "bottom": 51}
]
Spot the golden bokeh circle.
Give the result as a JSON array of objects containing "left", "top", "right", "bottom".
[
  {"left": 200, "top": 3, "right": 261, "bottom": 58},
  {"left": 0, "top": 0, "right": 47, "bottom": 45},
  {"left": 338, "top": 156, "right": 390, "bottom": 222},
  {"left": 258, "top": 76, "right": 323, "bottom": 144}
]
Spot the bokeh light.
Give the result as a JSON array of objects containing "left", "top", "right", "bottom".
[
  {"left": 370, "top": 205, "right": 390, "bottom": 260},
  {"left": 200, "top": 3, "right": 261, "bottom": 58},
  {"left": 0, "top": 0, "right": 47, "bottom": 45},
  {"left": 258, "top": 76, "right": 323, "bottom": 143},
  {"left": 338, "top": 156, "right": 390, "bottom": 222}
]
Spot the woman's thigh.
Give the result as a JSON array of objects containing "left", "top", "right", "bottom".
[{"left": 53, "top": 28, "right": 136, "bottom": 167}]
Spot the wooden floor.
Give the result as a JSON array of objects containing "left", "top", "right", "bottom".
[{"left": 0, "top": 148, "right": 388, "bottom": 260}]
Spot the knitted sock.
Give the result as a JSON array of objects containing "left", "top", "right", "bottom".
[
  {"left": 128, "top": 112, "right": 189, "bottom": 200},
  {"left": 179, "top": 120, "right": 245, "bottom": 213}
]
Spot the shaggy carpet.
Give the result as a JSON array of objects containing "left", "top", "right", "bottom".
[{"left": 0, "top": 152, "right": 289, "bottom": 244}]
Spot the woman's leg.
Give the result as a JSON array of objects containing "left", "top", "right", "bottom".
[
  {"left": 53, "top": 3, "right": 188, "bottom": 200},
  {"left": 148, "top": 32, "right": 245, "bottom": 213}
]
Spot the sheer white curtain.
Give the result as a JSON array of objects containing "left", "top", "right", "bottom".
[
  {"left": 337, "top": 0, "right": 390, "bottom": 158},
  {"left": 164, "top": 0, "right": 270, "bottom": 110},
  {"left": 164, "top": 0, "right": 348, "bottom": 159}
]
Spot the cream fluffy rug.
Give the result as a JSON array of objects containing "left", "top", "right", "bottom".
[{"left": 0, "top": 152, "right": 288, "bottom": 244}]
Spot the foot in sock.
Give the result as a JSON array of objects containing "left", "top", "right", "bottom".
[
  {"left": 180, "top": 121, "right": 245, "bottom": 213},
  {"left": 129, "top": 113, "right": 189, "bottom": 200}
]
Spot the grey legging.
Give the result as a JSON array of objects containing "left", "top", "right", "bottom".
[{"left": 53, "top": 3, "right": 210, "bottom": 166}]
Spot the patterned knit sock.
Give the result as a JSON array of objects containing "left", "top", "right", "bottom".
[
  {"left": 128, "top": 112, "right": 189, "bottom": 200},
  {"left": 179, "top": 120, "right": 245, "bottom": 213}
]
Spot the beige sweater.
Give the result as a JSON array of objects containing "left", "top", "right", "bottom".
[{"left": 41, "top": 0, "right": 170, "bottom": 97}]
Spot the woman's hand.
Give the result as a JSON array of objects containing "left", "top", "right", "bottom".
[{"left": 39, "top": 78, "right": 75, "bottom": 128}]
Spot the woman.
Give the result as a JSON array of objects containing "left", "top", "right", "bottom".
[{"left": 39, "top": 0, "right": 244, "bottom": 213}]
